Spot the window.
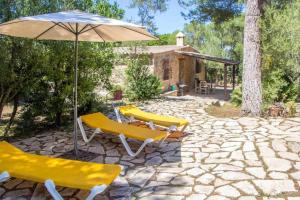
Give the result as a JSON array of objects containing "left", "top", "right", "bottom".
[
  {"left": 162, "top": 59, "right": 170, "bottom": 80},
  {"left": 196, "top": 59, "right": 201, "bottom": 73}
]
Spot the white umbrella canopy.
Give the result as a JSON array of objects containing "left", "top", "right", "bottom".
[
  {"left": 0, "top": 10, "right": 156, "bottom": 157},
  {"left": 0, "top": 10, "right": 156, "bottom": 41}
]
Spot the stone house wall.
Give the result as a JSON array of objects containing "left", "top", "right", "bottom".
[
  {"left": 153, "top": 46, "right": 205, "bottom": 91},
  {"left": 112, "top": 46, "right": 206, "bottom": 92}
]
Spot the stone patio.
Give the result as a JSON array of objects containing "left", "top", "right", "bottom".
[{"left": 1, "top": 97, "right": 300, "bottom": 200}]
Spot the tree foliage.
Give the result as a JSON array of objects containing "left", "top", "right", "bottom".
[
  {"left": 125, "top": 56, "right": 161, "bottom": 101},
  {"left": 180, "top": 0, "right": 263, "bottom": 116},
  {"left": 181, "top": 0, "right": 244, "bottom": 84},
  {"left": 0, "top": 0, "right": 124, "bottom": 132},
  {"left": 130, "top": 0, "right": 169, "bottom": 33},
  {"left": 178, "top": 0, "right": 243, "bottom": 24},
  {"left": 147, "top": 31, "right": 178, "bottom": 46},
  {"left": 261, "top": 0, "right": 300, "bottom": 105},
  {"left": 92, "top": 0, "right": 125, "bottom": 19},
  {"left": 22, "top": 42, "right": 115, "bottom": 127},
  {"left": 0, "top": 38, "right": 47, "bottom": 119},
  {"left": 185, "top": 15, "right": 243, "bottom": 61},
  {"left": 184, "top": 16, "right": 243, "bottom": 83}
]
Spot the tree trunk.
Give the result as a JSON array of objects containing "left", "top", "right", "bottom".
[
  {"left": 55, "top": 111, "right": 62, "bottom": 127},
  {"left": 241, "top": 0, "right": 263, "bottom": 116},
  {"left": 0, "top": 105, "right": 3, "bottom": 120},
  {"left": 4, "top": 95, "right": 19, "bottom": 137},
  {"left": 0, "top": 40, "right": 19, "bottom": 121}
]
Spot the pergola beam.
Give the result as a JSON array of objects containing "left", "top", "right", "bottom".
[
  {"left": 232, "top": 65, "right": 236, "bottom": 90},
  {"left": 175, "top": 51, "right": 240, "bottom": 65},
  {"left": 224, "top": 64, "right": 228, "bottom": 99}
]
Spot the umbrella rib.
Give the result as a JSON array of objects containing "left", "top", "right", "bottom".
[
  {"left": 67, "top": 22, "right": 76, "bottom": 33},
  {"left": 121, "top": 26, "right": 158, "bottom": 39},
  {"left": 89, "top": 25, "right": 105, "bottom": 42},
  {"left": 60, "top": 23, "right": 75, "bottom": 34},
  {"left": 0, "top": 20, "right": 27, "bottom": 27},
  {"left": 54, "top": 22, "right": 75, "bottom": 34},
  {"left": 78, "top": 24, "right": 90, "bottom": 34},
  {"left": 35, "top": 23, "right": 58, "bottom": 39},
  {"left": 79, "top": 24, "right": 102, "bottom": 35}
]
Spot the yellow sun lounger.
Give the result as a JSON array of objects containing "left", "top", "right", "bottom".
[
  {"left": 77, "top": 112, "right": 170, "bottom": 157},
  {"left": 0, "top": 141, "right": 121, "bottom": 200},
  {"left": 115, "top": 105, "right": 189, "bottom": 132}
]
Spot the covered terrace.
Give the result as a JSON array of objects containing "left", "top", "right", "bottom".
[{"left": 175, "top": 51, "right": 240, "bottom": 99}]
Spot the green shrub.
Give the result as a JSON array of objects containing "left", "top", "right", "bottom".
[
  {"left": 263, "top": 69, "right": 299, "bottom": 105},
  {"left": 125, "top": 57, "right": 161, "bottom": 101},
  {"left": 261, "top": 2, "right": 300, "bottom": 105},
  {"left": 22, "top": 42, "right": 115, "bottom": 127},
  {"left": 230, "top": 87, "right": 242, "bottom": 107},
  {"left": 285, "top": 101, "right": 297, "bottom": 117},
  {"left": 110, "top": 84, "right": 123, "bottom": 92}
]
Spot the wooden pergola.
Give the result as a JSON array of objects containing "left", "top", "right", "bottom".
[{"left": 176, "top": 51, "right": 240, "bottom": 99}]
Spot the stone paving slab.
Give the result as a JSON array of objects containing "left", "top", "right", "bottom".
[{"left": 1, "top": 97, "right": 300, "bottom": 199}]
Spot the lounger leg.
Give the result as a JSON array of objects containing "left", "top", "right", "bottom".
[
  {"left": 113, "top": 107, "right": 136, "bottom": 123},
  {"left": 168, "top": 125, "right": 177, "bottom": 132},
  {"left": 148, "top": 121, "right": 156, "bottom": 130},
  {"left": 154, "top": 125, "right": 176, "bottom": 147},
  {"left": 158, "top": 132, "right": 172, "bottom": 147},
  {"left": 0, "top": 171, "right": 10, "bottom": 182},
  {"left": 45, "top": 180, "right": 106, "bottom": 200},
  {"left": 180, "top": 124, "right": 188, "bottom": 132},
  {"left": 113, "top": 107, "right": 123, "bottom": 123},
  {"left": 86, "top": 185, "right": 107, "bottom": 200},
  {"left": 77, "top": 118, "right": 100, "bottom": 143},
  {"left": 44, "top": 180, "right": 63, "bottom": 200},
  {"left": 119, "top": 134, "right": 154, "bottom": 157},
  {"left": 129, "top": 116, "right": 135, "bottom": 123}
]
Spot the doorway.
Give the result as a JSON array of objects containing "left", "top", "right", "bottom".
[{"left": 179, "top": 58, "right": 185, "bottom": 84}]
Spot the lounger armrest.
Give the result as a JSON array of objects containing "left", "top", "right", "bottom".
[
  {"left": 168, "top": 125, "right": 177, "bottom": 132},
  {"left": 86, "top": 184, "right": 107, "bottom": 200},
  {"left": 148, "top": 121, "right": 156, "bottom": 130},
  {"left": 113, "top": 107, "right": 123, "bottom": 123},
  {"left": 0, "top": 171, "right": 10, "bottom": 182},
  {"left": 119, "top": 134, "right": 154, "bottom": 157},
  {"left": 77, "top": 117, "right": 100, "bottom": 143},
  {"left": 45, "top": 179, "right": 107, "bottom": 200},
  {"left": 45, "top": 179, "right": 63, "bottom": 200}
]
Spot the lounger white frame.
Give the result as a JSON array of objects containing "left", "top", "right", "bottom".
[
  {"left": 114, "top": 107, "right": 188, "bottom": 132},
  {"left": 77, "top": 117, "right": 170, "bottom": 157},
  {"left": 0, "top": 171, "right": 107, "bottom": 200}
]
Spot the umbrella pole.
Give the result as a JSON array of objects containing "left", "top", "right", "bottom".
[{"left": 74, "top": 24, "right": 79, "bottom": 157}]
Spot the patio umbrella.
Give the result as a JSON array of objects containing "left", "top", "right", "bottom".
[{"left": 0, "top": 10, "right": 156, "bottom": 156}]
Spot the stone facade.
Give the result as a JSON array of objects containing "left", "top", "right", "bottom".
[
  {"left": 112, "top": 32, "right": 206, "bottom": 92},
  {"left": 112, "top": 46, "right": 205, "bottom": 92},
  {"left": 113, "top": 32, "right": 206, "bottom": 91},
  {"left": 153, "top": 46, "right": 204, "bottom": 91}
]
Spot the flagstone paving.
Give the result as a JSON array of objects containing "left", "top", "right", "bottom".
[{"left": 1, "top": 97, "right": 300, "bottom": 200}]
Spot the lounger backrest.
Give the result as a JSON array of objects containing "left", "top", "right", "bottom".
[
  {"left": 81, "top": 112, "right": 116, "bottom": 129},
  {"left": 119, "top": 105, "right": 189, "bottom": 127},
  {"left": 0, "top": 141, "right": 24, "bottom": 154},
  {"left": 80, "top": 112, "right": 167, "bottom": 141},
  {"left": 0, "top": 142, "right": 121, "bottom": 190}
]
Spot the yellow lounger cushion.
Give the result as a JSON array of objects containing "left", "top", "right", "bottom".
[
  {"left": 0, "top": 141, "right": 24, "bottom": 154},
  {"left": 119, "top": 105, "right": 189, "bottom": 127},
  {"left": 0, "top": 141, "right": 121, "bottom": 190},
  {"left": 80, "top": 112, "right": 167, "bottom": 141}
]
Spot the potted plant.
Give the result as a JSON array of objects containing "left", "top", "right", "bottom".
[{"left": 111, "top": 85, "right": 123, "bottom": 101}]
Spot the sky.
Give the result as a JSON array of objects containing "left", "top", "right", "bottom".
[{"left": 111, "top": 0, "right": 187, "bottom": 34}]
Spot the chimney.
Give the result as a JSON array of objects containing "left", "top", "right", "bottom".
[{"left": 176, "top": 32, "right": 185, "bottom": 46}]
